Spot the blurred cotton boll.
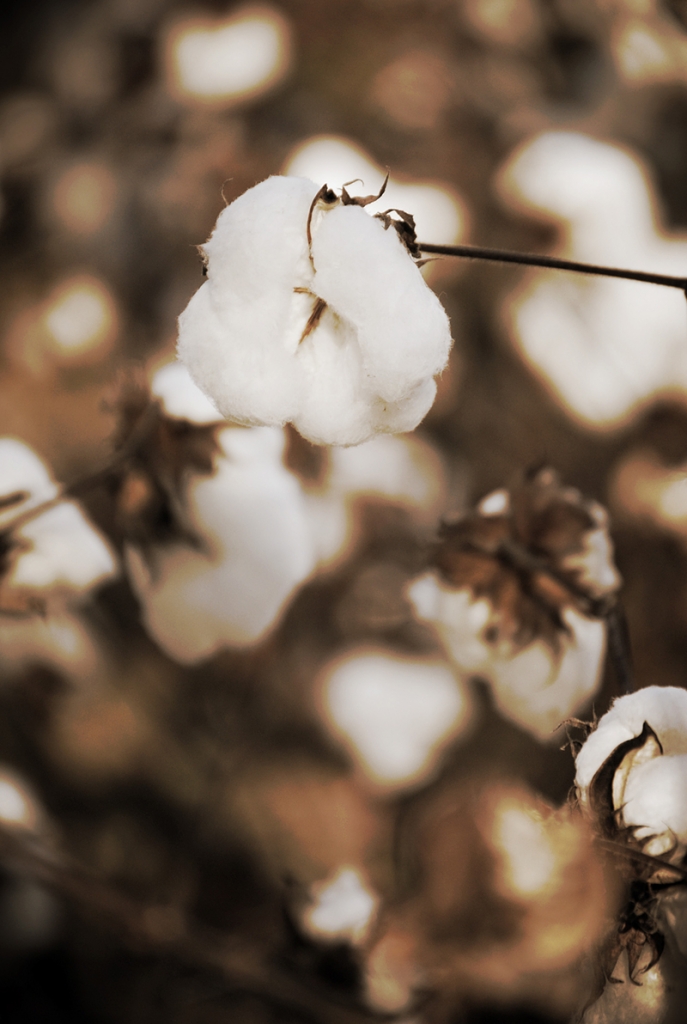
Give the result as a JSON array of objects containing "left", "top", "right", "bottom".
[
  {"left": 406, "top": 470, "right": 620, "bottom": 741},
  {"left": 177, "top": 176, "right": 453, "bottom": 446},
  {"left": 301, "top": 866, "right": 379, "bottom": 945},
  {"left": 0, "top": 438, "right": 117, "bottom": 677},
  {"left": 497, "top": 131, "right": 687, "bottom": 430},
  {"left": 409, "top": 576, "right": 606, "bottom": 740},
  {"left": 303, "top": 432, "right": 447, "bottom": 568},
  {"left": 610, "top": 449, "right": 687, "bottom": 539},
  {"left": 319, "top": 648, "right": 472, "bottom": 791},
  {"left": 284, "top": 136, "right": 467, "bottom": 246},
  {"left": 163, "top": 5, "right": 292, "bottom": 108},
  {"left": 124, "top": 363, "right": 316, "bottom": 663}
]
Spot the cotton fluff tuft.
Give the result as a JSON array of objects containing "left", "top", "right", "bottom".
[
  {"left": 0, "top": 439, "right": 116, "bottom": 598},
  {"left": 408, "top": 575, "right": 606, "bottom": 741},
  {"left": 177, "top": 175, "right": 452, "bottom": 445},
  {"left": 0, "top": 438, "right": 117, "bottom": 674},
  {"left": 125, "top": 365, "right": 316, "bottom": 663},
  {"left": 498, "top": 132, "right": 687, "bottom": 430}
]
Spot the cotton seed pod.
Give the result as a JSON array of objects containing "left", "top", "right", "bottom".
[
  {"left": 177, "top": 175, "right": 453, "bottom": 446},
  {"left": 575, "top": 686, "right": 687, "bottom": 862},
  {"left": 408, "top": 468, "right": 621, "bottom": 740}
]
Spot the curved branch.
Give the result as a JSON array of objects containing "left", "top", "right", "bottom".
[{"left": 418, "top": 242, "right": 687, "bottom": 292}]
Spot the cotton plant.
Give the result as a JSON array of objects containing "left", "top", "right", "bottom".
[
  {"left": 407, "top": 467, "right": 622, "bottom": 740},
  {"left": 122, "top": 362, "right": 317, "bottom": 664},
  {"left": 574, "top": 686, "right": 687, "bottom": 1013},
  {"left": 497, "top": 131, "right": 687, "bottom": 430},
  {"left": 0, "top": 437, "right": 117, "bottom": 676},
  {"left": 176, "top": 174, "right": 453, "bottom": 446}
]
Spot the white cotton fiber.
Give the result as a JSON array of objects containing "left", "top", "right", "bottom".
[
  {"left": 125, "top": 424, "right": 316, "bottom": 663},
  {"left": 0, "top": 438, "right": 116, "bottom": 597},
  {"left": 407, "top": 575, "right": 606, "bottom": 741},
  {"left": 177, "top": 175, "right": 452, "bottom": 445},
  {"left": 575, "top": 685, "right": 687, "bottom": 801},
  {"left": 0, "top": 437, "right": 118, "bottom": 677},
  {"left": 498, "top": 132, "right": 687, "bottom": 430},
  {"left": 320, "top": 648, "right": 471, "bottom": 789}
]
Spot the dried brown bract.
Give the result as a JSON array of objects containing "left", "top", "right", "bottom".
[
  {"left": 107, "top": 378, "right": 221, "bottom": 560},
  {"left": 433, "top": 466, "right": 621, "bottom": 653}
]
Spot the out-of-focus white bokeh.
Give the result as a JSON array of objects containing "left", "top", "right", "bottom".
[
  {"left": 498, "top": 131, "right": 687, "bottom": 430},
  {"left": 319, "top": 648, "right": 472, "bottom": 790},
  {"left": 163, "top": 5, "right": 292, "bottom": 107},
  {"left": 302, "top": 866, "right": 379, "bottom": 945}
]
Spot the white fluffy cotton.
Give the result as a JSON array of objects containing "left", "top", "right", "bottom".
[
  {"left": 0, "top": 438, "right": 117, "bottom": 674},
  {"left": 575, "top": 686, "right": 687, "bottom": 856},
  {"left": 151, "top": 358, "right": 222, "bottom": 424},
  {"left": 0, "top": 439, "right": 116, "bottom": 597},
  {"left": 498, "top": 132, "right": 687, "bottom": 430},
  {"left": 125, "top": 418, "right": 316, "bottom": 663},
  {"left": 319, "top": 648, "right": 472, "bottom": 789},
  {"left": 408, "top": 574, "right": 606, "bottom": 741},
  {"left": 177, "top": 175, "right": 452, "bottom": 445}
]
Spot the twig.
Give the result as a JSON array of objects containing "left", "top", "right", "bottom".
[{"left": 418, "top": 242, "right": 687, "bottom": 293}]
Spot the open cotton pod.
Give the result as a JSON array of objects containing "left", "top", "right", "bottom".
[
  {"left": 123, "top": 363, "right": 316, "bottom": 663},
  {"left": 408, "top": 468, "right": 621, "bottom": 740},
  {"left": 575, "top": 686, "right": 687, "bottom": 864},
  {"left": 0, "top": 437, "right": 117, "bottom": 676},
  {"left": 177, "top": 175, "right": 452, "bottom": 445}
]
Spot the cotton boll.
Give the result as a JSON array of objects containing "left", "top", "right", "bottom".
[
  {"left": 0, "top": 439, "right": 117, "bottom": 677},
  {"left": 408, "top": 575, "right": 606, "bottom": 741},
  {"left": 302, "top": 866, "right": 379, "bottom": 945},
  {"left": 8, "top": 501, "right": 116, "bottom": 595},
  {"left": 177, "top": 175, "right": 452, "bottom": 445},
  {"left": 0, "top": 439, "right": 116, "bottom": 600},
  {"left": 497, "top": 132, "right": 687, "bottom": 430},
  {"left": 0, "top": 438, "right": 58, "bottom": 528},
  {"left": 126, "top": 424, "right": 316, "bottom": 662},
  {"left": 575, "top": 686, "right": 687, "bottom": 804},
  {"left": 319, "top": 648, "right": 472, "bottom": 791}
]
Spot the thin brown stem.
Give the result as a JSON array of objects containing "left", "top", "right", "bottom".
[
  {"left": 0, "top": 825, "right": 379, "bottom": 1024},
  {"left": 418, "top": 242, "right": 687, "bottom": 292}
]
